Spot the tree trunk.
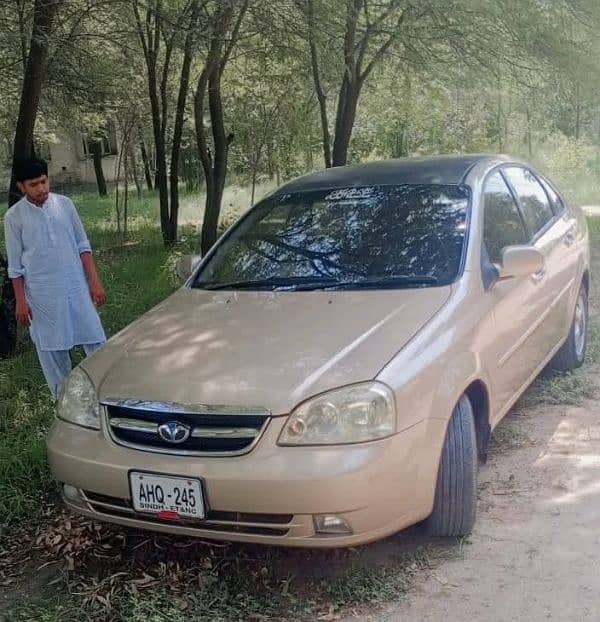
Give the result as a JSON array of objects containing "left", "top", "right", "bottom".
[
  {"left": 251, "top": 164, "right": 258, "bottom": 207},
  {"left": 168, "top": 0, "right": 200, "bottom": 245},
  {"left": 201, "top": 179, "right": 220, "bottom": 253},
  {"left": 139, "top": 139, "right": 153, "bottom": 190},
  {"left": 133, "top": 0, "right": 170, "bottom": 246},
  {"left": 199, "top": 69, "right": 231, "bottom": 255},
  {"left": 201, "top": 172, "right": 227, "bottom": 252},
  {"left": 525, "top": 104, "right": 533, "bottom": 158},
  {"left": 89, "top": 140, "right": 108, "bottom": 196},
  {"left": 575, "top": 84, "right": 581, "bottom": 140},
  {"left": 9, "top": 0, "right": 62, "bottom": 206},
  {"left": 123, "top": 150, "right": 129, "bottom": 241},
  {"left": 150, "top": 75, "right": 170, "bottom": 245},
  {"left": 115, "top": 139, "right": 123, "bottom": 235},
  {"left": 0, "top": 255, "right": 16, "bottom": 359},
  {"left": 129, "top": 145, "right": 142, "bottom": 200},
  {"left": 331, "top": 77, "right": 361, "bottom": 167},
  {"left": 194, "top": 1, "right": 248, "bottom": 254},
  {"left": 306, "top": 0, "right": 332, "bottom": 168},
  {"left": 17, "top": 0, "right": 28, "bottom": 72}
]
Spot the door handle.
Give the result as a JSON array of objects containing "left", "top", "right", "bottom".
[
  {"left": 531, "top": 269, "right": 546, "bottom": 283},
  {"left": 564, "top": 229, "right": 576, "bottom": 246}
]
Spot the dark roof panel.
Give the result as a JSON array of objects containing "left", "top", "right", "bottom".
[{"left": 275, "top": 154, "right": 504, "bottom": 193}]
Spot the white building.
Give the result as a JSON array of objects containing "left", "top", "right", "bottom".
[{"left": 2, "top": 125, "right": 121, "bottom": 190}]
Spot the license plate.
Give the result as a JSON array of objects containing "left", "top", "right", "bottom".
[{"left": 129, "top": 472, "right": 205, "bottom": 520}]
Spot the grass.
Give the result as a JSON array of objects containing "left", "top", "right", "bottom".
[
  {"left": 515, "top": 322, "right": 600, "bottom": 409},
  {"left": 3, "top": 521, "right": 460, "bottom": 622},
  {"left": 489, "top": 419, "right": 533, "bottom": 452}
]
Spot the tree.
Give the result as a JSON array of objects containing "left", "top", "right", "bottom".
[
  {"left": 9, "top": 0, "right": 62, "bottom": 205},
  {"left": 88, "top": 136, "right": 108, "bottom": 196},
  {"left": 133, "top": 0, "right": 201, "bottom": 246},
  {"left": 194, "top": 0, "right": 249, "bottom": 255},
  {"left": 297, "top": 0, "right": 412, "bottom": 167}
]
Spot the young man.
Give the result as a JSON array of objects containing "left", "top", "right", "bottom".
[{"left": 4, "top": 157, "right": 107, "bottom": 397}]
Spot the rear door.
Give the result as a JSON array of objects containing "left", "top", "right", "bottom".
[
  {"left": 537, "top": 175, "right": 580, "bottom": 336},
  {"left": 503, "top": 166, "right": 576, "bottom": 361}
]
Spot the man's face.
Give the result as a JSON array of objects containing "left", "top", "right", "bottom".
[{"left": 17, "top": 175, "right": 50, "bottom": 206}]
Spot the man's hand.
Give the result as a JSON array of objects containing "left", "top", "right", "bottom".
[
  {"left": 89, "top": 278, "right": 106, "bottom": 307},
  {"left": 80, "top": 252, "right": 106, "bottom": 307},
  {"left": 15, "top": 299, "right": 32, "bottom": 326}
]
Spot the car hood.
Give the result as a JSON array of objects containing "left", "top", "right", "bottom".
[{"left": 84, "top": 286, "right": 451, "bottom": 415}]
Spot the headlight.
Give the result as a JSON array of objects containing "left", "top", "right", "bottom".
[
  {"left": 57, "top": 367, "right": 101, "bottom": 430},
  {"left": 278, "top": 382, "right": 396, "bottom": 446}
]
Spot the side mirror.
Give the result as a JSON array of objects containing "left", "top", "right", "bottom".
[
  {"left": 175, "top": 254, "right": 202, "bottom": 282},
  {"left": 497, "top": 246, "right": 544, "bottom": 279}
]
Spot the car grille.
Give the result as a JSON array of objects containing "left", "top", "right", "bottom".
[
  {"left": 82, "top": 491, "right": 292, "bottom": 537},
  {"left": 104, "top": 402, "right": 270, "bottom": 456}
]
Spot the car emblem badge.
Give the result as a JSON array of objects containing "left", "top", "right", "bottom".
[{"left": 158, "top": 421, "right": 191, "bottom": 444}]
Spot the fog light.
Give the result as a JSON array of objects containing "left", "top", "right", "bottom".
[
  {"left": 314, "top": 514, "right": 353, "bottom": 535},
  {"left": 62, "top": 484, "right": 83, "bottom": 502}
]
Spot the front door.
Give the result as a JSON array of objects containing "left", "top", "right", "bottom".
[
  {"left": 503, "top": 167, "right": 577, "bottom": 365},
  {"left": 480, "top": 170, "right": 552, "bottom": 421}
]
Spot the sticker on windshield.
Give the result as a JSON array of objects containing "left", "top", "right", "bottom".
[{"left": 325, "top": 187, "right": 376, "bottom": 201}]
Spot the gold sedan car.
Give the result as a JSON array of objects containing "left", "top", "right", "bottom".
[{"left": 47, "top": 155, "right": 590, "bottom": 547}]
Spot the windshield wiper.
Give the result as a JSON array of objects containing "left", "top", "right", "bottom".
[
  {"left": 196, "top": 275, "right": 438, "bottom": 291},
  {"left": 196, "top": 276, "right": 339, "bottom": 290},
  {"left": 323, "top": 275, "right": 439, "bottom": 290}
]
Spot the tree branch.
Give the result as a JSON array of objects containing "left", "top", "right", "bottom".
[
  {"left": 360, "top": 7, "right": 408, "bottom": 81},
  {"left": 221, "top": 0, "right": 249, "bottom": 72}
]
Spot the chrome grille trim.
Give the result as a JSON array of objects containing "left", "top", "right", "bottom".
[
  {"left": 104, "top": 417, "right": 269, "bottom": 457},
  {"left": 190, "top": 427, "right": 258, "bottom": 439},
  {"left": 110, "top": 417, "right": 158, "bottom": 434},
  {"left": 108, "top": 418, "right": 259, "bottom": 440},
  {"left": 102, "top": 399, "right": 271, "bottom": 457},
  {"left": 102, "top": 398, "right": 270, "bottom": 417}
]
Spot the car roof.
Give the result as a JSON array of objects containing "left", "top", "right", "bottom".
[{"left": 274, "top": 154, "right": 513, "bottom": 194}]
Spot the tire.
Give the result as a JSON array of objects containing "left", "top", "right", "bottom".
[
  {"left": 424, "top": 395, "right": 477, "bottom": 537},
  {"left": 550, "top": 284, "right": 588, "bottom": 372}
]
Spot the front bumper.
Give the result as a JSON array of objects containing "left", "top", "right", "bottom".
[{"left": 47, "top": 416, "right": 443, "bottom": 547}]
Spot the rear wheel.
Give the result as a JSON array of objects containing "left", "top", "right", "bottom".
[
  {"left": 424, "top": 395, "right": 477, "bottom": 537},
  {"left": 550, "top": 284, "right": 588, "bottom": 372}
]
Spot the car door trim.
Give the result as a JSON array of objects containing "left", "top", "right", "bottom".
[{"left": 498, "top": 277, "right": 575, "bottom": 367}]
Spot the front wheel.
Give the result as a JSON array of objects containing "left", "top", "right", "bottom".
[
  {"left": 424, "top": 395, "right": 477, "bottom": 537},
  {"left": 550, "top": 284, "right": 588, "bottom": 372}
]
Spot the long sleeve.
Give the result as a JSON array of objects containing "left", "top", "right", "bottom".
[
  {"left": 68, "top": 200, "right": 92, "bottom": 254},
  {"left": 8, "top": 195, "right": 105, "bottom": 351},
  {"left": 3, "top": 214, "right": 26, "bottom": 278}
]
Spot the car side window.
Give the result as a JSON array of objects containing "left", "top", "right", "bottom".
[
  {"left": 539, "top": 177, "right": 564, "bottom": 215},
  {"left": 483, "top": 172, "right": 529, "bottom": 264},
  {"left": 503, "top": 167, "right": 554, "bottom": 236}
]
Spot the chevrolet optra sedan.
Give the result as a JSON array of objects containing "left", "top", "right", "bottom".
[{"left": 48, "top": 155, "right": 590, "bottom": 546}]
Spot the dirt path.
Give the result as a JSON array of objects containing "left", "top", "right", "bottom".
[
  {"left": 344, "top": 216, "right": 600, "bottom": 622},
  {"left": 345, "top": 380, "right": 600, "bottom": 622}
]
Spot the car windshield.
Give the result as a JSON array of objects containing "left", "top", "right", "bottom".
[{"left": 193, "top": 184, "right": 470, "bottom": 291}]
